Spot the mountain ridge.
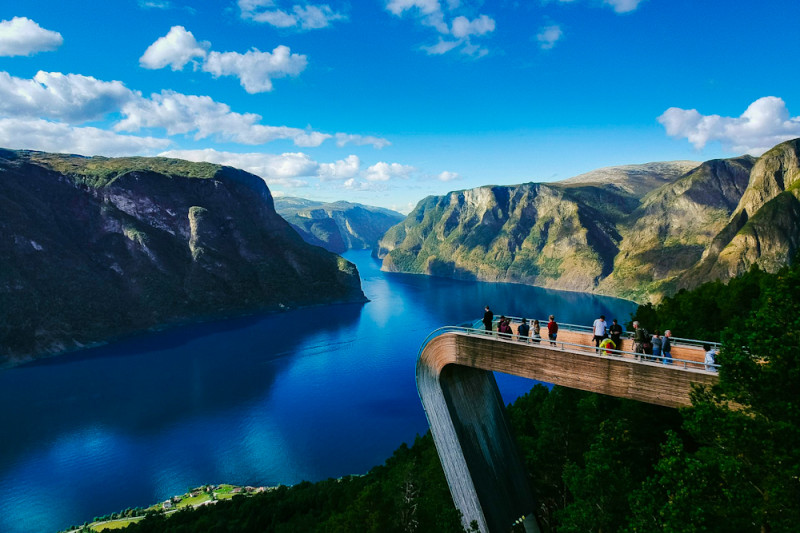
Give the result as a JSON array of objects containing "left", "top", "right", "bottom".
[
  {"left": 377, "top": 141, "right": 800, "bottom": 302},
  {"left": 274, "top": 196, "right": 404, "bottom": 253},
  {"left": 0, "top": 150, "right": 366, "bottom": 366}
]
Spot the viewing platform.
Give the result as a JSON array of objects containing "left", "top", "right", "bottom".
[{"left": 416, "top": 318, "right": 720, "bottom": 533}]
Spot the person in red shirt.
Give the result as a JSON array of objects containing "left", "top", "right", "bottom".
[{"left": 547, "top": 315, "right": 558, "bottom": 346}]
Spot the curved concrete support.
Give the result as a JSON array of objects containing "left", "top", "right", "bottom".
[{"left": 417, "top": 330, "right": 718, "bottom": 533}]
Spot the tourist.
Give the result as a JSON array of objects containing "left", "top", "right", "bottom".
[
  {"left": 547, "top": 315, "right": 558, "bottom": 346},
  {"left": 498, "top": 315, "right": 513, "bottom": 336},
  {"left": 532, "top": 319, "right": 541, "bottom": 343},
  {"left": 483, "top": 305, "right": 493, "bottom": 332},
  {"left": 704, "top": 343, "right": 718, "bottom": 372},
  {"left": 593, "top": 314, "right": 608, "bottom": 349},
  {"left": 517, "top": 318, "right": 530, "bottom": 343},
  {"left": 651, "top": 330, "right": 663, "bottom": 362},
  {"left": 662, "top": 330, "right": 673, "bottom": 365},
  {"left": 633, "top": 321, "right": 648, "bottom": 359},
  {"left": 599, "top": 337, "right": 616, "bottom": 356},
  {"left": 609, "top": 319, "right": 623, "bottom": 350}
]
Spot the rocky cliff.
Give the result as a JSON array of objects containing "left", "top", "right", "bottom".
[
  {"left": 274, "top": 197, "right": 404, "bottom": 253},
  {"left": 0, "top": 150, "right": 366, "bottom": 366},
  {"left": 676, "top": 139, "right": 800, "bottom": 288},
  {"left": 378, "top": 140, "right": 800, "bottom": 302}
]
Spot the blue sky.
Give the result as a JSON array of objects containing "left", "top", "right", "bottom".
[{"left": 1, "top": 0, "right": 799, "bottom": 212}]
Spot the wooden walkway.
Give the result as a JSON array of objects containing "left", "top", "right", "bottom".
[{"left": 416, "top": 327, "right": 719, "bottom": 533}]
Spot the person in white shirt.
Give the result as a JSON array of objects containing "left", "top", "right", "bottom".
[{"left": 592, "top": 314, "right": 608, "bottom": 350}]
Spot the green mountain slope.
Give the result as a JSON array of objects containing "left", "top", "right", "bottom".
[
  {"left": 274, "top": 197, "right": 404, "bottom": 253},
  {"left": 0, "top": 150, "right": 365, "bottom": 366},
  {"left": 676, "top": 139, "right": 800, "bottom": 289},
  {"left": 378, "top": 142, "right": 800, "bottom": 302},
  {"left": 599, "top": 156, "right": 755, "bottom": 300},
  {"left": 378, "top": 161, "right": 703, "bottom": 297}
]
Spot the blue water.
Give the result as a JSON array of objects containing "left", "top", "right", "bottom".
[{"left": 0, "top": 251, "right": 637, "bottom": 533}]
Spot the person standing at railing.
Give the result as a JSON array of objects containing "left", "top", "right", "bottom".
[
  {"left": 662, "top": 330, "right": 673, "bottom": 364},
  {"left": 704, "top": 343, "right": 718, "bottom": 372},
  {"left": 532, "top": 319, "right": 541, "bottom": 343},
  {"left": 517, "top": 318, "right": 530, "bottom": 343},
  {"left": 547, "top": 315, "right": 558, "bottom": 346},
  {"left": 609, "top": 319, "right": 623, "bottom": 350},
  {"left": 483, "top": 305, "right": 493, "bottom": 332},
  {"left": 498, "top": 316, "right": 513, "bottom": 336},
  {"left": 632, "top": 321, "right": 648, "bottom": 359},
  {"left": 592, "top": 314, "right": 609, "bottom": 350},
  {"left": 651, "top": 331, "right": 663, "bottom": 362}
]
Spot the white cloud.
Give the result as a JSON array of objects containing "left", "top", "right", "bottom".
[
  {"left": 422, "top": 38, "right": 460, "bottom": 55},
  {"left": 365, "top": 161, "right": 416, "bottom": 181},
  {"left": 335, "top": 133, "right": 391, "bottom": 149},
  {"left": 386, "top": 0, "right": 495, "bottom": 57},
  {"left": 0, "top": 71, "right": 137, "bottom": 123},
  {"left": 0, "top": 117, "right": 169, "bottom": 156},
  {"left": 437, "top": 170, "right": 459, "bottom": 181},
  {"left": 0, "top": 17, "right": 62, "bottom": 57},
  {"left": 202, "top": 46, "right": 307, "bottom": 93},
  {"left": 151, "top": 148, "right": 421, "bottom": 193},
  {"left": 140, "top": 27, "right": 306, "bottom": 93},
  {"left": 160, "top": 148, "right": 314, "bottom": 187},
  {"left": 343, "top": 178, "right": 373, "bottom": 190},
  {"left": 0, "top": 69, "right": 389, "bottom": 154},
  {"left": 319, "top": 155, "right": 361, "bottom": 180},
  {"left": 450, "top": 15, "right": 494, "bottom": 39},
  {"left": 139, "top": 26, "right": 209, "bottom": 70},
  {"left": 536, "top": 24, "right": 563, "bottom": 50},
  {"left": 239, "top": 1, "right": 346, "bottom": 30},
  {"left": 386, "top": 0, "right": 441, "bottom": 16},
  {"left": 116, "top": 90, "right": 329, "bottom": 146},
  {"left": 138, "top": 0, "right": 173, "bottom": 8},
  {"left": 658, "top": 96, "right": 800, "bottom": 156},
  {"left": 604, "top": 0, "right": 645, "bottom": 14}
]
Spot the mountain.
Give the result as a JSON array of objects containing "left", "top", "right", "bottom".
[
  {"left": 676, "top": 139, "right": 800, "bottom": 288},
  {"left": 598, "top": 156, "right": 755, "bottom": 299},
  {"left": 377, "top": 141, "right": 800, "bottom": 302},
  {"left": 274, "top": 197, "right": 404, "bottom": 253},
  {"left": 377, "top": 161, "right": 702, "bottom": 298},
  {"left": 0, "top": 150, "right": 366, "bottom": 367}
]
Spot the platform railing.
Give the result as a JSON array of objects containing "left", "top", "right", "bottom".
[
  {"left": 419, "top": 324, "right": 720, "bottom": 373},
  {"left": 472, "top": 315, "right": 722, "bottom": 350}
]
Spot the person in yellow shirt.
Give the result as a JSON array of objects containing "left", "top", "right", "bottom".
[{"left": 598, "top": 337, "right": 617, "bottom": 356}]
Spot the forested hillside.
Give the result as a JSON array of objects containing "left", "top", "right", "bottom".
[{"left": 92, "top": 258, "right": 800, "bottom": 533}]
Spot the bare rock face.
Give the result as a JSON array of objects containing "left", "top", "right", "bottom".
[
  {"left": 378, "top": 141, "right": 800, "bottom": 303},
  {"left": 0, "top": 150, "right": 365, "bottom": 366}
]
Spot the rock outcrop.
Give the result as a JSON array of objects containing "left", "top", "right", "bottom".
[
  {"left": 274, "top": 197, "right": 404, "bottom": 253},
  {"left": 0, "top": 150, "right": 366, "bottom": 366}
]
